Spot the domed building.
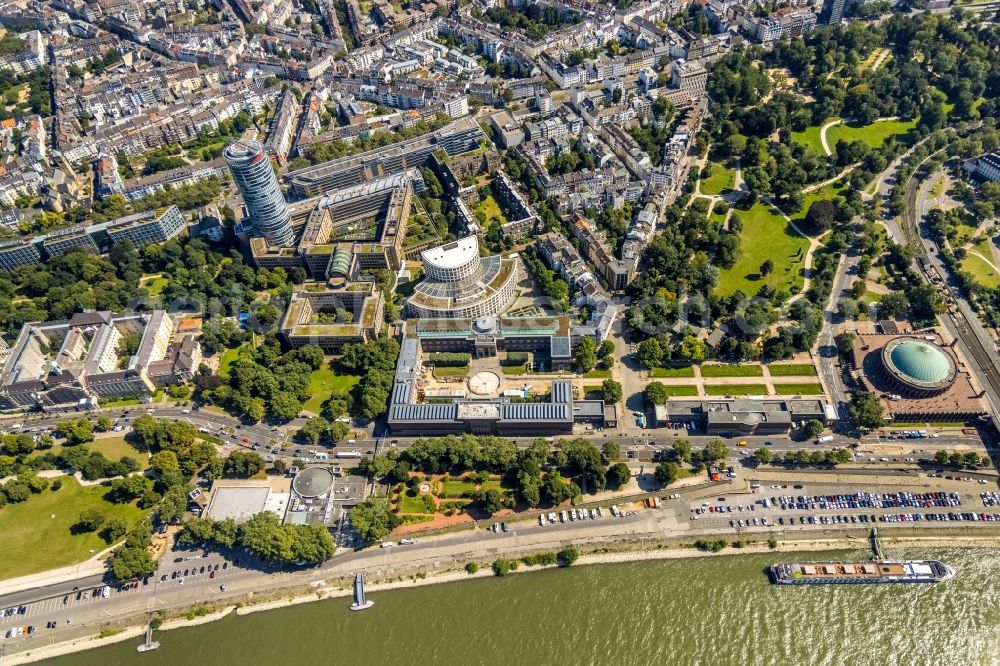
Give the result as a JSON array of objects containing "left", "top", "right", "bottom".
[{"left": 878, "top": 338, "right": 957, "bottom": 398}]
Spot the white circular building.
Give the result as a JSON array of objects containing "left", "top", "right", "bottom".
[
  {"left": 422, "top": 237, "right": 483, "bottom": 282},
  {"left": 407, "top": 237, "right": 519, "bottom": 319}
]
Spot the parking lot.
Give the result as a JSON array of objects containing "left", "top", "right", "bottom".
[
  {"left": 687, "top": 480, "right": 1000, "bottom": 534},
  {"left": 0, "top": 551, "right": 248, "bottom": 641}
]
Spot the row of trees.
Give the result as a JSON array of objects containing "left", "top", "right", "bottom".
[{"left": 178, "top": 512, "right": 335, "bottom": 564}]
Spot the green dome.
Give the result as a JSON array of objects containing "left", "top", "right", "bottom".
[{"left": 889, "top": 341, "right": 952, "bottom": 384}]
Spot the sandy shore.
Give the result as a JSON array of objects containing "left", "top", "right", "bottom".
[{"left": 9, "top": 532, "right": 1000, "bottom": 664}]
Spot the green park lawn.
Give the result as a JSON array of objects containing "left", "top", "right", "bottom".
[
  {"left": 438, "top": 477, "right": 477, "bottom": 499},
  {"left": 583, "top": 369, "right": 611, "bottom": 379},
  {"left": 791, "top": 118, "right": 836, "bottom": 155},
  {"left": 141, "top": 276, "right": 169, "bottom": 299},
  {"left": 825, "top": 118, "right": 916, "bottom": 151},
  {"left": 700, "top": 364, "right": 763, "bottom": 378},
  {"left": 0, "top": 477, "right": 147, "bottom": 580},
  {"left": 34, "top": 437, "right": 149, "bottom": 471},
  {"left": 396, "top": 491, "right": 435, "bottom": 514},
  {"left": 716, "top": 203, "right": 810, "bottom": 299},
  {"left": 704, "top": 384, "right": 768, "bottom": 396},
  {"left": 650, "top": 366, "right": 695, "bottom": 378},
  {"left": 302, "top": 364, "right": 361, "bottom": 414},
  {"left": 772, "top": 383, "right": 824, "bottom": 395},
  {"left": 474, "top": 194, "right": 507, "bottom": 225},
  {"left": 768, "top": 364, "right": 818, "bottom": 376},
  {"left": 217, "top": 345, "right": 246, "bottom": 379},
  {"left": 663, "top": 386, "right": 700, "bottom": 397},
  {"left": 960, "top": 245, "right": 1000, "bottom": 290},
  {"left": 709, "top": 201, "right": 729, "bottom": 226},
  {"left": 700, "top": 161, "right": 736, "bottom": 196}
]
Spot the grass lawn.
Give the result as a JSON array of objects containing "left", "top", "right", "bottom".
[
  {"left": 704, "top": 384, "right": 768, "bottom": 396},
  {"left": 140, "top": 276, "right": 169, "bottom": 298},
  {"left": 709, "top": 201, "right": 729, "bottom": 226},
  {"left": 302, "top": 364, "right": 361, "bottom": 414},
  {"left": 474, "top": 194, "right": 508, "bottom": 225},
  {"left": 650, "top": 366, "right": 695, "bottom": 378},
  {"left": 100, "top": 388, "right": 162, "bottom": 408},
  {"left": 0, "top": 477, "right": 147, "bottom": 580},
  {"left": 825, "top": 118, "right": 916, "bottom": 151},
  {"left": 438, "top": 477, "right": 477, "bottom": 499},
  {"left": 700, "top": 161, "right": 736, "bottom": 196},
  {"left": 960, "top": 246, "right": 1000, "bottom": 290},
  {"left": 700, "top": 364, "right": 764, "bottom": 377},
  {"left": 716, "top": 203, "right": 810, "bottom": 299},
  {"left": 772, "top": 383, "right": 824, "bottom": 395},
  {"left": 791, "top": 118, "right": 837, "bottom": 155},
  {"left": 930, "top": 177, "right": 947, "bottom": 198},
  {"left": 583, "top": 369, "right": 612, "bottom": 379},
  {"left": 858, "top": 290, "right": 882, "bottom": 307},
  {"left": 217, "top": 345, "right": 245, "bottom": 378},
  {"left": 664, "top": 386, "right": 700, "bottom": 397},
  {"left": 396, "top": 491, "right": 435, "bottom": 514},
  {"left": 32, "top": 436, "right": 149, "bottom": 470},
  {"left": 433, "top": 366, "right": 468, "bottom": 378},
  {"left": 500, "top": 364, "right": 529, "bottom": 376},
  {"left": 768, "top": 364, "right": 817, "bottom": 376}
]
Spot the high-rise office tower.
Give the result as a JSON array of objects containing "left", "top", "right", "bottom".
[
  {"left": 224, "top": 140, "right": 294, "bottom": 247},
  {"left": 826, "top": 0, "right": 845, "bottom": 25}
]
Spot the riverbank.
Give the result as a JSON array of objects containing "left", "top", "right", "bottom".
[{"left": 10, "top": 531, "right": 1000, "bottom": 665}]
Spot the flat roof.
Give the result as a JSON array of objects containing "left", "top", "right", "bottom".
[
  {"left": 421, "top": 236, "right": 479, "bottom": 270},
  {"left": 205, "top": 485, "right": 272, "bottom": 524}
]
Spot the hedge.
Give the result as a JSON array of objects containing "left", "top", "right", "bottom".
[{"left": 429, "top": 352, "right": 471, "bottom": 367}]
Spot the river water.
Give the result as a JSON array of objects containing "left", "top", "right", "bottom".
[{"left": 41, "top": 548, "right": 1000, "bottom": 666}]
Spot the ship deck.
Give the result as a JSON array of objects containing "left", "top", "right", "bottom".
[{"left": 777, "top": 561, "right": 912, "bottom": 581}]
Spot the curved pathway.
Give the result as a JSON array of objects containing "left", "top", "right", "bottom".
[
  {"left": 760, "top": 197, "right": 821, "bottom": 303},
  {"left": 818, "top": 118, "right": 843, "bottom": 156}
]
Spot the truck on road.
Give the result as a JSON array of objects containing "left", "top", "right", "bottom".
[{"left": 815, "top": 435, "right": 834, "bottom": 444}]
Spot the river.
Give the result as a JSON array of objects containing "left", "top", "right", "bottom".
[{"left": 40, "top": 548, "right": 1000, "bottom": 666}]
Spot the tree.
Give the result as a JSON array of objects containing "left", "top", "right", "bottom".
[
  {"left": 348, "top": 497, "right": 400, "bottom": 542},
  {"left": 222, "top": 451, "right": 264, "bottom": 478},
  {"left": 672, "top": 439, "right": 692, "bottom": 463},
  {"left": 101, "top": 516, "right": 129, "bottom": 543},
  {"left": 805, "top": 420, "right": 825, "bottom": 439},
  {"left": 109, "top": 533, "right": 156, "bottom": 582},
  {"left": 299, "top": 418, "right": 330, "bottom": 445},
  {"left": 644, "top": 381, "right": 668, "bottom": 406},
  {"left": 576, "top": 337, "right": 597, "bottom": 373},
  {"left": 834, "top": 332, "right": 856, "bottom": 355},
  {"left": 96, "top": 416, "right": 114, "bottom": 432},
  {"left": 557, "top": 547, "right": 579, "bottom": 566},
  {"left": 760, "top": 259, "right": 774, "bottom": 276},
  {"left": 704, "top": 439, "right": 729, "bottom": 462},
  {"left": 754, "top": 447, "right": 772, "bottom": 464},
  {"left": 77, "top": 508, "right": 107, "bottom": 532},
  {"left": 850, "top": 391, "right": 885, "bottom": 429},
  {"left": 239, "top": 512, "right": 294, "bottom": 561},
  {"left": 601, "top": 442, "right": 620, "bottom": 462},
  {"left": 678, "top": 335, "right": 706, "bottom": 362},
  {"left": 109, "top": 475, "right": 151, "bottom": 503},
  {"left": 636, "top": 338, "right": 665, "bottom": 369},
  {"left": 655, "top": 461, "right": 680, "bottom": 486},
  {"left": 58, "top": 418, "right": 94, "bottom": 446},
  {"left": 606, "top": 462, "right": 631, "bottom": 489},
  {"left": 480, "top": 488, "right": 507, "bottom": 514},
  {"left": 805, "top": 199, "right": 836, "bottom": 232},
  {"left": 601, "top": 379, "right": 623, "bottom": 404}
]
